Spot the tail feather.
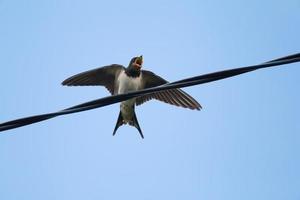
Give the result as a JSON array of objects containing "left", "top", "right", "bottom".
[
  {"left": 112, "top": 111, "right": 144, "bottom": 139},
  {"left": 132, "top": 112, "right": 144, "bottom": 139},
  {"left": 113, "top": 111, "right": 124, "bottom": 136}
]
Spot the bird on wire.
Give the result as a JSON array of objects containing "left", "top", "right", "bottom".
[
  {"left": 62, "top": 56, "right": 201, "bottom": 138},
  {"left": 0, "top": 53, "right": 299, "bottom": 136}
]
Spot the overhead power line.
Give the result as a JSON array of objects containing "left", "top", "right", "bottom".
[{"left": 0, "top": 53, "right": 299, "bottom": 132}]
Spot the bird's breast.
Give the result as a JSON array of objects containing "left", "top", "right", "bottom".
[{"left": 117, "top": 71, "right": 142, "bottom": 94}]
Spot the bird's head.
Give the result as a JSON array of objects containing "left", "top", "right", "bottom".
[
  {"left": 126, "top": 55, "right": 143, "bottom": 77},
  {"left": 129, "top": 55, "right": 143, "bottom": 70}
]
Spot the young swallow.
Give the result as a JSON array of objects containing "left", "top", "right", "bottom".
[{"left": 62, "top": 56, "right": 201, "bottom": 138}]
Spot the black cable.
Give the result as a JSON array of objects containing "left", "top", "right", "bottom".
[{"left": 1, "top": 53, "right": 299, "bottom": 132}]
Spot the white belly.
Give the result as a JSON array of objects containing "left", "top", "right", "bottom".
[
  {"left": 117, "top": 71, "right": 142, "bottom": 122},
  {"left": 120, "top": 99, "right": 135, "bottom": 123}
]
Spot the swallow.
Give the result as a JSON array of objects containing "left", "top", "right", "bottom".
[{"left": 62, "top": 56, "right": 201, "bottom": 138}]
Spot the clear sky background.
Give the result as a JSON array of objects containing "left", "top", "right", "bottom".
[{"left": 0, "top": 0, "right": 299, "bottom": 199}]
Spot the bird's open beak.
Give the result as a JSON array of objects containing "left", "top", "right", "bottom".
[{"left": 135, "top": 55, "right": 143, "bottom": 67}]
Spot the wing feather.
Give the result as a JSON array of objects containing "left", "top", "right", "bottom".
[
  {"left": 62, "top": 64, "right": 124, "bottom": 94},
  {"left": 136, "top": 70, "right": 201, "bottom": 110}
]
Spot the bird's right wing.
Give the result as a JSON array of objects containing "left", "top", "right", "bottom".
[
  {"left": 136, "top": 70, "right": 202, "bottom": 110},
  {"left": 62, "top": 64, "right": 125, "bottom": 94}
]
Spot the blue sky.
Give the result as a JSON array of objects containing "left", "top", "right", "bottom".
[{"left": 0, "top": 0, "right": 299, "bottom": 199}]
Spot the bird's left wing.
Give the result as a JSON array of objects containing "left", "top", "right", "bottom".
[
  {"left": 62, "top": 64, "right": 125, "bottom": 94},
  {"left": 136, "top": 70, "right": 202, "bottom": 110}
]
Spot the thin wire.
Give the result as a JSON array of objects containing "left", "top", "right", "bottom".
[{"left": 0, "top": 53, "right": 299, "bottom": 132}]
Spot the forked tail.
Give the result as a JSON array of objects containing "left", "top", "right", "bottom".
[{"left": 113, "top": 111, "right": 144, "bottom": 139}]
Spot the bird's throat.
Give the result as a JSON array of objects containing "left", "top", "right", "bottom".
[{"left": 125, "top": 68, "right": 140, "bottom": 78}]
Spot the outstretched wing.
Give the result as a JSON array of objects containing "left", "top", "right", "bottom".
[
  {"left": 62, "top": 64, "right": 125, "bottom": 94},
  {"left": 137, "top": 70, "right": 201, "bottom": 110}
]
